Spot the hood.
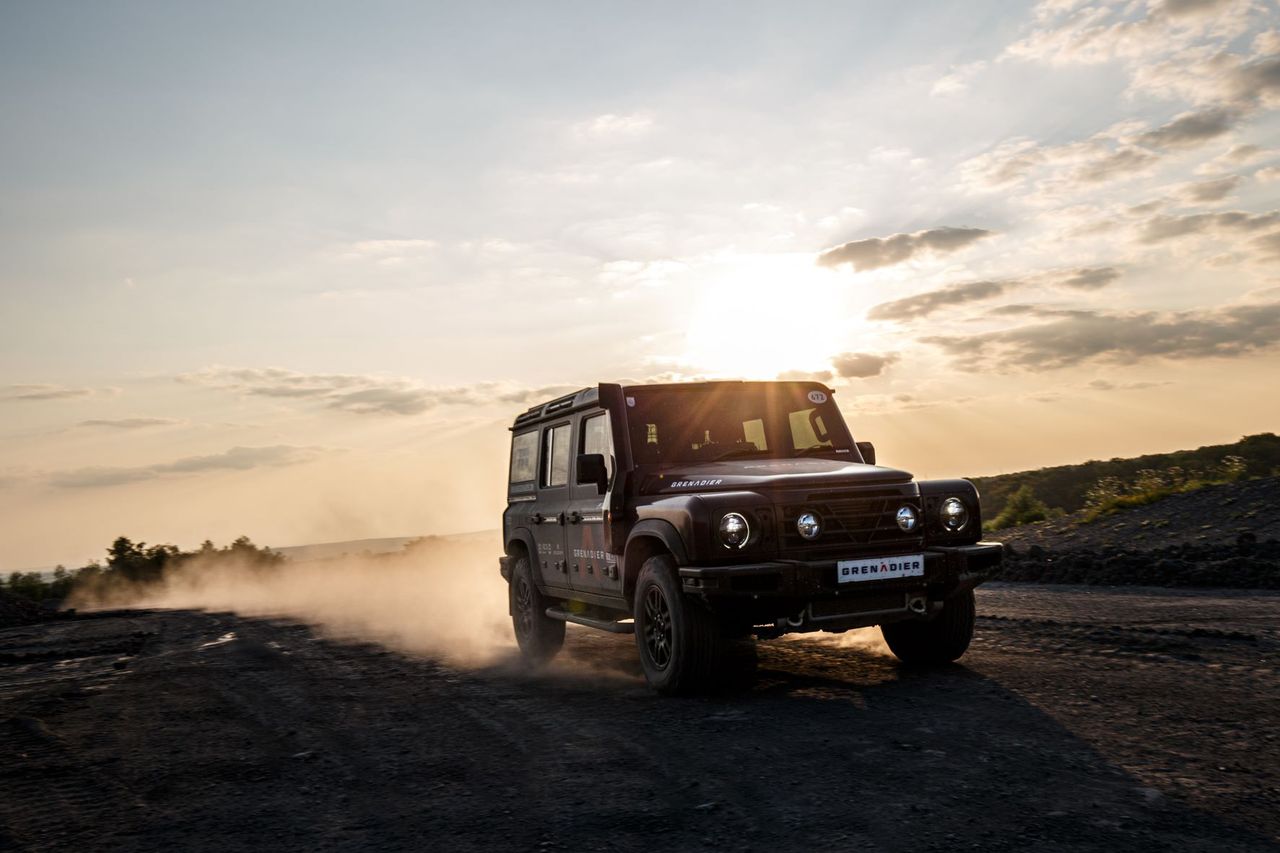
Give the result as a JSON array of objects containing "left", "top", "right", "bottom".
[{"left": 638, "top": 457, "right": 913, "bottom": 496}]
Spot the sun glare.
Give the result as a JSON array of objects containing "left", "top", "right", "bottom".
[{"left": 680, "top": 254, "right": 851, "bottom": 379}]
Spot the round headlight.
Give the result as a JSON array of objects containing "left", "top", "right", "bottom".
[
  {"left": 796, "top": 511, "right": 822, "bottom": 540},
  {"left": 895, "top": 505, "right": 918, "bottom": 532},
  {"left": 940, "top": 497, "right": 969, "bottom": 531},
  {"left": 719, "top": 512, "right": 750, "bottom": 549}
]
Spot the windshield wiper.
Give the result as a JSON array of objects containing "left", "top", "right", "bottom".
[
  {"left": 710, "top": 446, "right": 770, "bottom": 461},
  {"left": 793, "top": 445, "right": 845, "bottom": 457}
]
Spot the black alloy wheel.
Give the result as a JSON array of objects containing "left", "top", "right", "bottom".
[
  {"left": 642, "top": 585, "right": 674, "bottom": 669},
  {"left": 633, "top": 554, "right": 725, "bottom": 694},
  {"left": 513, "top": 575, "right": 535, "bottom": 642},
  {"left": 510, "top": 554, "right": 565, "bottom": 665}
]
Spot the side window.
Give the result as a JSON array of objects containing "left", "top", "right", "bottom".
[
  {"left": 581, "top": 412, "right": 614, "bottom": 479},
  {"left": 542, "top": 423, "right": 571, "bottom": 487},
  {"left": 509, "top": 431, "right": 538, "bottom": 483}
]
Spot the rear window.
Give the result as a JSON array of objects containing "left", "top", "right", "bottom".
[{"left": 509, "top": 431, "right": 538, "bottom": 483}]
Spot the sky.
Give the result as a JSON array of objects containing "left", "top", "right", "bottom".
[{"left": 2, "top": 0, "right": 1279, "bottom": 568}]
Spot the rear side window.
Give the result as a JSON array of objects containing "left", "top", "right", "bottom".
[
  {"left": 543, "top": 423, "right": 571, "bottom": 487},
  {"left": 509, "top": 431, "right": 538, "bottom": 483}
]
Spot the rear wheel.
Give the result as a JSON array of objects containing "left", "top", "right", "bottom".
[
  {"left": 881, "top": 589, "right": 975, "bottom": 664},
  {"left": 633, "top": 554, "right": 724, "bottom": 695},
  {"left": 510, "top": 554, "right": 564, "bottom": 666}
]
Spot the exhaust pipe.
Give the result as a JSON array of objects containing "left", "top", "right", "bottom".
[{"left": 908, "top": 597, "right": 927, "bottom": 615}]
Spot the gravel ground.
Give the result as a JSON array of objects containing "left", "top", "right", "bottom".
[{"left": 2, "top": 585, "right": 1278, "bottom": 852}]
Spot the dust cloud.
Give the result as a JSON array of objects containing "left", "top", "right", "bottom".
[
  {"left": 72, "top": 533, "right": 514, "bottom": 665},
  {"left": 783, "top": 627, "right": 893, "bottom": 656}
]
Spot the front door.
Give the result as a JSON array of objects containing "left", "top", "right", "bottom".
[
  {"left": 566, "top": 411, "right": 622, "bottom": 597},
  {"left": 532, "top": 420, "right": 572, "bottom": 592}
]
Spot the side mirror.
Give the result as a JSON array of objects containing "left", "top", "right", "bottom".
[
  {"left": 856, "top": 441, "right": 876, "bottom": 466},
  {"left": 576, "top": 453, "right": 609, "bottom": 494}
]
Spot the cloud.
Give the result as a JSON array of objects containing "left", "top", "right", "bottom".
[
  {"left": 76, "top": 417, "right": 181, "bottom": 429},
  {"left": 776, "top": 369, "right": 835, "bottom": 383},
  {"left": 816, "top": 227, "right": 993, "bottom": 271},
  {"left": 1, "top": 384, "right": 95, "bottom": 402},
  {"left": 1136, "top": 107, "right": 1239, "bottom": 149},
  {"left": 1138, "top": 209, "right": 1280, "bottom": 243},
  {"left": 1176, "top": 175, "right": 1242, "bottom": 203},
  {"left": 180, "top": 366, "right": 575, "bottom": 416},
  {"left": 930, "top": 61, "right": 988, "bottom": 96},
  {"left": 923, "top": 299, "right": 1280, "bottom": 371},
  {"left": 972, "top": 1, "right": 1274, "bottom": 197},
  {"left": 51, "top": 445, "right": 330, "bottom": 488},
  {"left": 575, "top": 112, "right": 654, "bottom": 138},
  {"left": 1253, "top": 231, "right": 1280, "bottom": 260},
  {"left": 1052, "top": 266, "right": 1121, "bottom": 289},
  {"left": 1256, "top": 166, "right": 1280, "bottom": 183},
  {"left": 985, "top": 304, "right": 1097, "bottom": 319},
  {"left": 867, "top": 266, "right": 1120, "bottom": 323},
  {"left": 1087, "top": 378, "right": 1168, "bottom": 391},
  {"left": 1196, "top": 142, "right": 1270, "bottom": 174},
  {"left": 868, "top": 280, "right": 1012, "bottom": 322},
  {"left": 830, "top": 352, "right": 899, "bottom": 378}
]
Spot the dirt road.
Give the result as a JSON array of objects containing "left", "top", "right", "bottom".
[{"left": 2, "top": 584, "right": 1278, "bottom": 852}]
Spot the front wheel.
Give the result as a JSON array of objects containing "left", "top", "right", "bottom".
[
  {"left": 881, "top": 589, "right": 975, "bottom": 664},
  {"left": 633, "top": 555, "right": 724, "bottom": 695},
  {"left": 510, "top": 554, "right": 564, "bottom": 666}
]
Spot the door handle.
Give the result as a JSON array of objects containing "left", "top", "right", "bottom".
[
  {"left": 530, "top": 512, "right": 544, "bottom": 525},
  {"left": 568, "top": 511, "right": 582, "bottom": 525}
]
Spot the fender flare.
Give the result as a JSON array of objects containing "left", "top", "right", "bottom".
[
  {"left": 625, "top": 518, "right": 690, "bottom": 567},
  {"left": 505, "top": 528, "right": 538, "bottom": 566}
]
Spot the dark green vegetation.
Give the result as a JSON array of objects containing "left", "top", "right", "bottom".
[
  {"left": 1, "top": 535, "right": 283, "bottom": 607},
  {"left": 974, "top": 433, "right": 1280, "bottom": 527}
]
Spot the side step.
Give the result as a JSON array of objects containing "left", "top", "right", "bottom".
[{"left": 545, "top": 608, "right": 634, "bottom": 634}]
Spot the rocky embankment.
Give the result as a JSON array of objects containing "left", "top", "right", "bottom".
[{"left": 993, "top": 477, "right": 1280, "bottom": 588}]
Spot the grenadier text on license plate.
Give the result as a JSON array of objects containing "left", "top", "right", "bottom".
[{"left": 837, "top": 554, "right": 925, "bottom": 583}]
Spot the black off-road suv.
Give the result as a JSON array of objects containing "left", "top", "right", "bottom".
[{"left": 498, "top": 381, "right": 1002, "bottom": 694}]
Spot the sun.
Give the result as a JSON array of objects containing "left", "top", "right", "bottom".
[{"left": 680, "top": 253, "right": 851, "bottom": 379}]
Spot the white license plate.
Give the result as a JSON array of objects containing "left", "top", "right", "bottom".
[{"left": 837, "top": 554, "right": 925, "bottom": 583}]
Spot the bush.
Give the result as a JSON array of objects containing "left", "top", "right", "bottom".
[{"left": 989, "top": 485, "right": 1050, "bottom": 530}]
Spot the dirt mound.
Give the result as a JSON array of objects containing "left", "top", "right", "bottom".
[
  {"left": 993, "top": 477, "right": 1280, "bottom": 588},
  {"left": 0, "top": 589, "right": 47, "bottom": 629}
]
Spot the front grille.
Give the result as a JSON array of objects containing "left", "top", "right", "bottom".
[{"left": 778, "top": 490, "right": 922, "bottom": 558}]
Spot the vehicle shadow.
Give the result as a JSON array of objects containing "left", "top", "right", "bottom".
[{"left": 493, "top": 628, "right": 1279, "bottom": 852}]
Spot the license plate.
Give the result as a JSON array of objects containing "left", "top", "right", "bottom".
[{"left": 837, "top": 554, "right": 925, "bottom": 583}]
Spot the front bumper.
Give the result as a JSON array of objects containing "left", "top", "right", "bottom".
[{"left": 677, "top": 542, "right": 1003, "bottom": 599}]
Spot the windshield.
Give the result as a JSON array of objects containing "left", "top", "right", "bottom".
[{"left": 625, "top": 383, "right": 856, "bottom": 466}]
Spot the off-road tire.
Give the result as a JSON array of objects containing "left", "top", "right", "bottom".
[
  {"left": 881, "top": 589, "right": 975, "bottom": 665},
  {"left": 510, "top": 554, "right": 564, "bottom": 666},
  {"left": 634, "top": 554, "right": 724, "bottom": 695}
]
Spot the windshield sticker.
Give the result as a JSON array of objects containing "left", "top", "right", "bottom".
[{"left": 807, "top": 390, "right": 828, "bottom": 404}]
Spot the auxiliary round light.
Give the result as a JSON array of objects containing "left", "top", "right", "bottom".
[
  {"left": 941, "top": 497, "right": 969, "bottom": 531},
  {"left": 895, "top": 505, "right": 918, "bottom": 532},
  {"left": 719, "top": 512, "right": 751, "bottom": 549},
  {"left": 796, "top": 511, "right": 822, "bottom": 540}
]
